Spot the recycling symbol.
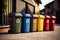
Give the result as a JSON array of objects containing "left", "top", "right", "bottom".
[
  {"left": 26, "top": 19, "right": 29, "bottom": 23},
  {"left": 16, "top": 19, "right": 20, "bottom": 23},
  {"left": 47, "top": 20, "right": 49, "bottom": 23}
]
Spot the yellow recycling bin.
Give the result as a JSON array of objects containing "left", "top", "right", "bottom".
[{"left": 37, "top": 14, "right": 45, "bottom": 31}]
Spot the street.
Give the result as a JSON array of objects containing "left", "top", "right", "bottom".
[
  {"left": 0, "top": 25, "right": 60, "bottom": 40},
  {"left": 1, "top": 0, "right": 60, "bottom": 40}
]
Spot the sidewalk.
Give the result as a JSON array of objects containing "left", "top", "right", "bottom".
[{"left": 0, "top": 25, "right": 60, "bottom": 40}]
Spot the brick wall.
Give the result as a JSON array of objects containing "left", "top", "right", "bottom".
[
  {"left": 16, "top": 0, "right": 40, "bottom": 14},
  {"left": 2, "top": 0, "right": 41, "bottom": 25}
]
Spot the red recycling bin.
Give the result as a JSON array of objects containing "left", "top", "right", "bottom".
[
  {"left": 44, "top": 15, "right": 51, "bottom": 31},
  {"left": 49, "top": 16, "right": 56, "bottom": 31}
]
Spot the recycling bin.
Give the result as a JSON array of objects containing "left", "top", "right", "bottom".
[
  {"left": 9, "top": 13, "right": 22, "bottom": 33},
  {"left": 14, "top": 13, "right": 22, "bottom": 33},
  {"left": 21, "top": 13, "right": 31, "bottom": 33},
  {"left": 37, "top": 14, "right": 45, "bottom": 31},
  {"left": 30, "top": 14, "right": 38, "bottom": 32},
  {"left": 43, "top": 15, "right": 51, "bottom": 31},
  {"left": 49, "top": 16, "right": 56, "bottom": 31}
]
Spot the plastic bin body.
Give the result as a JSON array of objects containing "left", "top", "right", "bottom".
[
  {"left": 14, "top": 17, "right": 21, "bottom": 33},
  {"left": 9, "top": 13, "right": 22, "bottom": 33},
  {"left": 13, "top": 13, "right": 22, "bottom": 33},
  {"left": 22, "top": 13, "right": 31, "bottom": 33},
  {"left": 44, "top": 16, "right": 50, "bottom": 31},
  {"left": 31, "top": 15, "right": 38, "bottom": 32},
  {"left": 37, "top": 15, "right": 45, "bottom": 31},
  {"left": 49, "top": 16, "right": 56, "bottom": 31}
]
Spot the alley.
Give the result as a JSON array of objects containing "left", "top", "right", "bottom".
[
  {"left": 0, "top": 25, "right": 60, "bottom": 40},
  {"left": 0, "top": 0, "right": 60, "bottom": 40}
]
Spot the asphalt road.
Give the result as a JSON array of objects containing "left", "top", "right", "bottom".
[{"left": 0, "top": 25, "right": 60, "bottom": 40}]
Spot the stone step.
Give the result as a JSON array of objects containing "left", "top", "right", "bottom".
[{"left": 0, "top": 25, "right": 10, "bottom": 33}]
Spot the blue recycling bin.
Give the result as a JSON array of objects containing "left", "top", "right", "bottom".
[{"left": 21, "top": 13, "right": 31, "bottom": 33}]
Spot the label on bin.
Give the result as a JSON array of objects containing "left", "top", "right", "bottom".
[
  {"left": 33, "top": 19, "right": 37, "bottom": 28},
  {"left": 26, "top": 18, "right": 30, "bottom": 28},
  {"left": 52, "top": 20, "right": 55, "bottom": 23},
  {"left": 26, "top": 19, "right": 30, "bottom": 23},
  {"left": 16, "top": 19, "right": 20, "bottom": 23},
  {"left": 47, "top": 20, "right": 49, "bottom": 23},
  {"left": 33, "top": 19, "right": 37, "bottom": 23}
]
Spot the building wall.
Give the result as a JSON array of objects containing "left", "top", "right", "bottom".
[
  {"left": 54, "top": 0, "right": 59, "bottom": 11},
  {"left": 16, "top": 0, "right": 25, "bottom": 13},
  {"left": 54, "top": 0, "right": 60, "bottom": 23},
  {"left": 16, "top": 0, "right": 40, "bottom": 14},
  {"left": 45, "top": 7, "right": 49, "bottom": 15},
  {"left": 2, "top": 0, "right": 41, "bottom": 25},
  {"left": 45, "top": 1, "right": 56, "bottom": 16},
  {"left": 3, "top": 0, "right": 40, "bottom": 14}
]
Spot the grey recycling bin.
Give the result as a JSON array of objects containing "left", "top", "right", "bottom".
[{"left": 30, "top": 14, "right": 38, "bottom": 32}]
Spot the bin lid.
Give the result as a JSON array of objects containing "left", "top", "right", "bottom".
[
  {"left": 45, "top": 15, "right": 51, "bottom": 18},
  {"left": 15, "top": 13, "right": 23, "bottom": 17},
  {"left": 33, "top": 14, "right": 38, "bottom": 17},
  {"left": 51, "top": 16, "right": 56, "bottom": 18},
  {"left": 38, "top": 15, "right": 45, "bottom": 18},
  {"left": 22, "top": 13, "right": 31, "bottom": 17}
]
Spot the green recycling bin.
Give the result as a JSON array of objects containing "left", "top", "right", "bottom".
[
  {"left": 13, "top": 13, "right": 22, "bottom": 33},
  {"left": 9, "top": 13, "right": 22, "bottom": 33}
]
